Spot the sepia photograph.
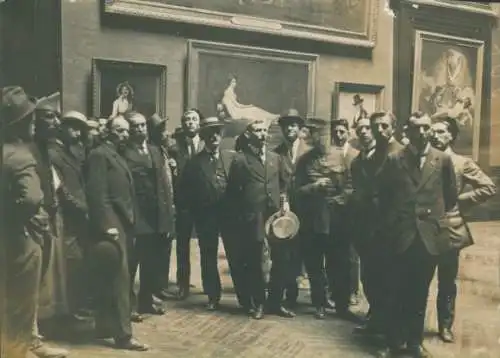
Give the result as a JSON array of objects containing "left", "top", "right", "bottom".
[{"left": 1, "top": 1, "right": 500, "bottom": 358}]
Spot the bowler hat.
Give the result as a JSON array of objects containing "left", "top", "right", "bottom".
[
  {"left": 278, "top": 108, "right": 304, "bottom": 127},
  {"left": 199, "top": 116, "right": 225, "bottom": 132},
  {"left": 352, "top": 94, "right": 364, "bottom": 106},
  {"left": 61, "top": 110, "right": 87, "bottom": 126},
  {"left": 304, "top": 117, "right": 329, "bottom": 130},
  {"left": 1, "top": 86, "right": 38, "bottom": 126},
  {"left": 265, "top": 210, "right": 300, "bottom": 241},
  {"left": 36, "top": 92, "right": 61, "bottom": 114},
  {"left": 91, "top": 239, "right": 122, "bottom": 277},
  {"left": 149, "top": 113, "right": 168, "bottom": 128},
  {"left": 86, "top": 119, "right": 99, "bottom": 130}
]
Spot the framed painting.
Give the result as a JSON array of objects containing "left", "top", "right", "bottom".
[
  {"left": 332, "top": 82, "right": 385, "bottom": 130},
  {"left": 411, "top": 30, "right": 485, "bottom": 160},
  {"left": 187, "top": 40, "right": 317, "bottom": 149},
  {"left": 91, "top": 58, "right": 167, "bottom": 119},
  {"left": 104, "top": 0, "right": 379, "bottom": 48}
]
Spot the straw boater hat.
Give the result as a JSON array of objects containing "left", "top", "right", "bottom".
[
  {"left": 265, "top": 210, "right": 300, "bottom": 241},
  {"left": 149, "top": 113, "right": 168, "bottom": 128},
  {"left": 278, "top": 108, "right": 304, "bottom": 127},
  {"left": 1, "top": 86, "right": 38, "bottom": 126},
  {"left": 61, "top": 110, "right": 88, "bottom": 126},
  {"left": 199, "top": 116, "right": 225, "bottom": 133},
  {"left": 304, "top": 117, "right": 329, "bottom": 131}
]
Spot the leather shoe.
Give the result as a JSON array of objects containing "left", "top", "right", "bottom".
[
  {"left": 176, "top": 286, "right": 190, "bottom": 300},
  {"left": 252, "top": 305, "right": 264, "bottom": 320},
  {"left": 131, "top": 312, "right": 144, "bottom": 322},
  {"left": 325, "top": 299, "right": 335, "bottom": 309},
  {"left": 138, "top": 305, "right": 165, "bottom": 315},
  {"left": 115, "top": 337, "right": 149, "bottom": 351},
  {"left": 375, "top": 347, "right": 396, "bottom": 358},
  {"left": 154, "top": 289, "right": 170, "bottom": 301},
  {"left": 439, "top": 328, "right": 454, "bottom": 343},
  {"left": 353, "top": 323, "right": 382, "bottom": 336},
  {"left": 406, "top": 345, "right": 431, "bottom": 358},
  {"left": 206, "top": 301, "right": 219, "bottom": 311},
  {"left": 315, "top": 307, "right": 326, "bottom": 320},
  {"left": 31, "top": 344, "right": 69, "bottom": 358},
  {"left": 269, "top": 306, "right": 296, "bottom": 318}
]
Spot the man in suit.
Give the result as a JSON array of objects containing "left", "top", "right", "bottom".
[
  {"left": 180, "top": 117, "right": 240, "bottom": 310},
  {"left": 122, "top": 112, "right": 175, "bottom": 316},
  {"left": 2, "top": 86, "right": 44, "bottom": 358},
  {"left": 227, "top": 118, "right": 289, "bottom": 319},
  {"left": 352, "top": 112, "right": 404, "bottom": 335},
  {"left": 273, "top": 109, "right": 309, "bottom": 311},
  {"left": 86, "top": 115, "right": 148, "bottom": 351},
  {"left": 169, "top": 109, "right": 204, "bottom": 299},
  {"left": 328, "top": 118, "right": 359, "bottom": 308},
  {"left": 295, "top": 118, "right": 356, "bottom": 320},
  {"left": 430, "top": 116, "right": 497, "bottom": 343},
  {"left": 377, "top": 112, "right": 457, "bottom": 358},
  {"left": 47, "top": 111, "right": 90, "bottom": 319}
]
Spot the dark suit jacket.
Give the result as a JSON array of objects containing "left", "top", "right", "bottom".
[
  {"left": 350, "top": 139, "right": 404, "bottom": 250},
  {"left": 445, "top": 149, "right": 497, "bottom": 249},
  {"left": 226, "top": 149, "right": 286, "bottom": 241},
  {"left": 86, "top": 142, "right": 135, "bottom": 237},
  {"left": 168, "top": 134, "right": 204, "bottom": 210},
  {"left": 379, "top": 146, "right": 458, "bottom": 255},
  {"left": 48, "top": 141, "right": 88, "bottom": 225},
  {"left": 180, "top": 149, "right": 236, "bottom": 216},
  {"left": 273, "top": 139, "right": 310, "bottom": 208},
  {"left": 295, "top": 145, "right": 357, "bottom": 235},
  {"left": 122, "top": 143, "right": 175, "bottom": 237}
]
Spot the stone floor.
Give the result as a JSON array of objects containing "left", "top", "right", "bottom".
[{"left": 43, "top": 222, "right": 500, "bottom": 357}]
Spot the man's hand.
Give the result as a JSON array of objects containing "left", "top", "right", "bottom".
[
  {"left": 314, "top": 178, "right": 331, "bottom": 190},
  {"left": 105, "top": 228, "right": 119, "bottom": 241},
  {"left": 281, "top": 200, "right": 290, "bottom": 213}
]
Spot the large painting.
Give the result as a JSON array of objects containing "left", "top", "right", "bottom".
[
  {"left": 411, "top": 30, "right": 484, "bottom": 161},
  {"left": 187, "top": 40, "right": 317, "bottom": 149},
  {"left": 92, "top": 58, "right": 167, "bottom": 119},
  {"left": 104, "top": 0, "right": 379, "bottom": 47}
]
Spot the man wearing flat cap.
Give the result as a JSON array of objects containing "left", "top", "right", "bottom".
[
  {"left": 47, "top": 110, "right": 91, "bottom": 320},
  {"left": 295, "top": 117, "right": 356, "bottom": 320},
  {"left": 430, "top": 116, "right": 496, "bottom": 343},
  {"left": 1, "top": 86, "right": 45, "bottom": 358},
  {"left": 180, "top": 117, "right": 241, "bottom": 310},
  {"left": 272, "top": 109, "right": 310, "bottom": 312}
]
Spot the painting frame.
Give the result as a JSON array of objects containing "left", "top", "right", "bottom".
[
  {"left": 411, "top": 30, "right": 485, "bottom": 161},
  {"left": 187, "top": 39, "right": 318, "bottom": 117},
  {"left": 103, "top": 0, "right": 380, "bottom": 48},
  {"left": 331, "top": 81, "right": 385, "bottom": 125},
  {"left": 91, "top": 58, "right": 167, "bottom": 119}
]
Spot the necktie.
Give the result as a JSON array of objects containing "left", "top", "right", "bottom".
[{"left": 188, "top": 140, "right": 196, "bottom": 157}]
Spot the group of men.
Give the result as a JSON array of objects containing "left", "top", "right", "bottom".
[{"left": 2, "top": 83, "right": 497, "bottom": 358}]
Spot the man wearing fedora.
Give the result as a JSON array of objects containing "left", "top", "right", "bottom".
[
  {"left": 47, "top": 110, "right": 91, "bottom": 320},
  {"left": 226, "top": 118, "right": 290, "bottom": 319},
  {"left": 86, "top": 115, "right": 148, "bottom": 351},
  {"left": 273, "top": 109, "right": 310, "bottom": 311},
  {"left": 430, "top": 116, "right": 496, "bottom": 343},
  {"left": 180, "top": 117, "right": 241, "bottom": 310},
  {"left": 169, "top": 109, "right": 205, "bottom": 299},
  {"left": 122, "top": 111, "right": 175, "bottom": 316},
  {"left": 295, "top": 117, "right": 355, "bottom": 320},
  {"left": 2, "top": 86, "right": 47, "bottom": 358}
]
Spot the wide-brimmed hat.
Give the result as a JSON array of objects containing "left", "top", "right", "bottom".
[
  {"left": 352, "top": 94, "right": 364, "bottom": 106},
  {"left": 265, "top": 210, "right": 300, "bottom": 241},
  {"left": 149, "top": 113, "right": 168, "bottom": 128},
  {"left": 1, "top": 86, "right": 38, "bottom": 126},
  {"left": 61, "top": 110, "right": 87, "bottom": 126},
  {"left": 36, "top": 92, "right": 61, "bottom": 114},
  {"left": 200, "top": 116, "right": 225, "bottom": 132},
  {"left": 278, "top": 108, "right": 304, "bottom": 127}
]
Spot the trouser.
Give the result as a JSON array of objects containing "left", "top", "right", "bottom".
[
  {"left": 349, "top": 245, "right": 360, "bottom": 296},
  {"left": 5, "top": 239, "right": 41, "bottom": 358},
  {"left": 437, "top": 248, "right": 460, "bottom": 331},
  {"left": 175, "top": 210, "right": 195, "bottom": 289},
  {"left": 91, "top": 225, "right": 133, "bottom": 340},
  {"left": 267, "top": 238, "right": 296, "bottom": 308},
  {"left": 304, "top": 233, "right": 351, "bottom": 310},
  {"left": 387, "top": 239, "right": 437, "bottom": 348},
  {"left": 236, "top": 239, "right": 267, "bottom": 307},
  {"left": 129, "top": 233, "right": 168, "bottom": 309}
]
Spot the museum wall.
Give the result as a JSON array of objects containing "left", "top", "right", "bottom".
[
  {"left": 60, "top": 0, "right": 394, "bottom": 130},
  {"left": 490, "top": 21, "right": 500, "bottom": 168}
]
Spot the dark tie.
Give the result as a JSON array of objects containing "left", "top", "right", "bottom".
[{"left": 187, "top": 139, "right": 195, "bottom": 157}]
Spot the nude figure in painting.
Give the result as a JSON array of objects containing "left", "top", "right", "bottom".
[
  {"left": 221, "top": 76, "right": 279, "bottom": 126},
  {"left": 110, "top": 81, "right": 134, "bottom": 119}
]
